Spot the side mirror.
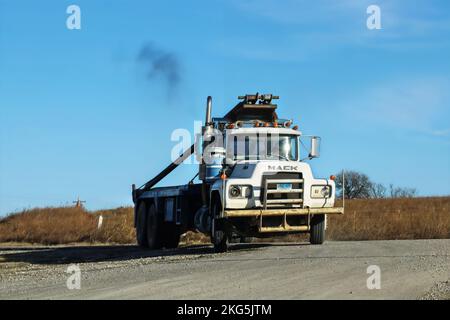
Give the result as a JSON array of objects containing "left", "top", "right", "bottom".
[{"left": 309, "top": 136, "right": 321, "bottom": 158}]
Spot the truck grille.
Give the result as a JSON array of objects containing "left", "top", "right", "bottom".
[{"left": 261, "top": 173, "right": 304, "bottom": 208}]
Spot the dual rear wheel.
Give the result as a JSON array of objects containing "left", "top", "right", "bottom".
[{"left": 136, "top": 201, "right": 180, "bottom": 249}]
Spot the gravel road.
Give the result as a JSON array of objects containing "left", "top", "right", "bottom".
[{"left": 0, "top": 239, "right": 449, "bottom": 299}]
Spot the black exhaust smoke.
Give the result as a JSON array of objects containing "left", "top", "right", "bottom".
[{"left": 137, "top": 42, "right": 181, "bottom": 96}]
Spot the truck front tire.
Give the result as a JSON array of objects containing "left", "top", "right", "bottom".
[
  {"left": 211, "top": 201, "right": 228, "bottom": 253},
  {"left": 310, "top": 214, "right": 325, "bottom": 245},
  {"left": 213, "top": 220, "right": 228, "bottom": 253},
  {"left": 163, "top": 223, "right": 180, "bottom": 249}
]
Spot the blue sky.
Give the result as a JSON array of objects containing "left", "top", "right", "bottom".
[{"left": 0, "top": 0, "right": 449, "bottom": 215}]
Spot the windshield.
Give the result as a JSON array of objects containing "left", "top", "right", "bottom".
[{"left": 228, "top": 134, "right": 298, "bottom": 161}]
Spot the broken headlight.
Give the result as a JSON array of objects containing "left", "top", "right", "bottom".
[{"left": 311, "top": 185, "right": 332, "bottom": 198}]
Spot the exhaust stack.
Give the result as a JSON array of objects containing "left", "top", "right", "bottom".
[{"left": 205, "top": 96, "right": 212, "bottom": 129}]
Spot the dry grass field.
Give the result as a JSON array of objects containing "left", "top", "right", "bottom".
[
  {"left": 328, "top": 197, "right": 450, "bottom": 240},
  {"left": 0, "top": 206, "right": 135, "bottom": 244},
  {"left": 0, "top": 197, "right": 448, "bottom": 245}
]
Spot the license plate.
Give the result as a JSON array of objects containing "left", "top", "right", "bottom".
[{"left": 277, "top": 183, "right": 292, "bottom": 190}]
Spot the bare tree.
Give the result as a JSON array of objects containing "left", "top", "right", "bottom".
[
  {"left": 335, "top": 171, "right": 373, "bottom": 199},
  {"left": 389, "top": 184, "right": 417, "bottom": 198},
  {"left": 335, "top": 170, "right": 418, "bottom": 199},
  {"left": 370, "top": 183, "right": 387, "bottom": 199}
]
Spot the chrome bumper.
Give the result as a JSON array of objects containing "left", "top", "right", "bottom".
[
  {"left": 223, "top": 207, "right": 344, "bottom": 233},
  {"left": 224, "top": 207, "right": 344, "bottom": 217}
]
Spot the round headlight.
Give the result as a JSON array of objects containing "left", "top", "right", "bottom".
[{"left": 230, "top": 186, "right": 241, "bottom": 198}]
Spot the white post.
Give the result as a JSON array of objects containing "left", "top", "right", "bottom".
[
  {"left": 342, "top": 170, "right": 345, "bottom": 213},
  {"left": 97, "top": 215, "right": 103, "bottom": 230}
]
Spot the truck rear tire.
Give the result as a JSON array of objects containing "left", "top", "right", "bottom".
[
  {"left": 136, "top": 202, "right": 148, "bottom": 247},
  {"left": 146, "top": 203, "right": 163, "bottom": 249},
  {"left": 310, "top": 214, "right": 325, "bottom": 245}
]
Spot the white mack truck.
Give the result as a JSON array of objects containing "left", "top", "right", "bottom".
[{"left": 132, "top": 94, "right": 344, "bottom": 252}]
